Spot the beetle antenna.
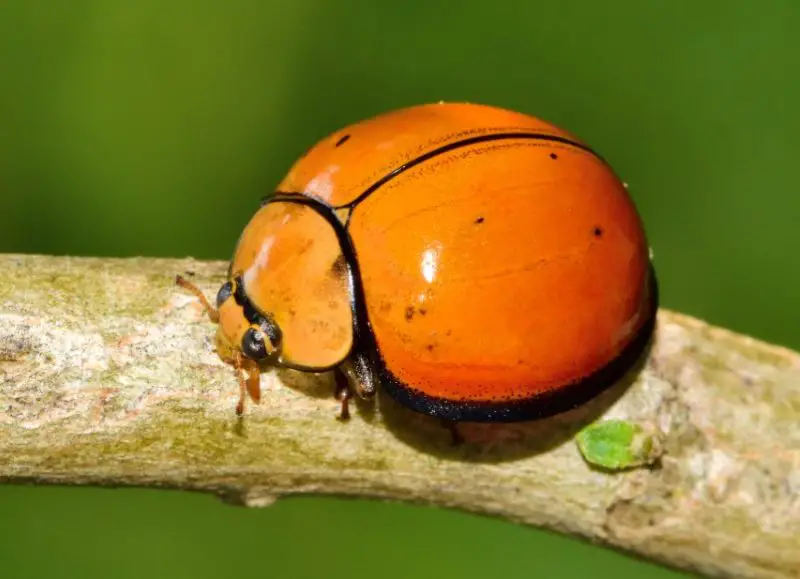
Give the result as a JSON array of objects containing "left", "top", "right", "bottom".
[{"left": 175, "top": 274, "right": 220, "bottom": 323}]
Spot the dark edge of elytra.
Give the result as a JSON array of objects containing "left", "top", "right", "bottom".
[
  {"left": 377, "top": 265, "right": 659, "bottom": 422},
  {"left": 248, "top": 131, "right": 652, "bottom": 421}
]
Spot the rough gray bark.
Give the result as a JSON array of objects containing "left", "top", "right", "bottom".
[{"left": 0, "top": 253, "right": 797, "bottom": 579}]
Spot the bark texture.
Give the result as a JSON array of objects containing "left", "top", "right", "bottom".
[{"left": 0, "top": 254, "right": 797, "bottom": 579}]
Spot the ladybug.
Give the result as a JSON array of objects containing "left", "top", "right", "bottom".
[{"left": 177, "top": 102, "right": 657, "bottom": 422}]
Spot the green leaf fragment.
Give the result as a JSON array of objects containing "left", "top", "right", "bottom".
[{"left": 575, "top": 419, "right": 662, "bottom": 470}]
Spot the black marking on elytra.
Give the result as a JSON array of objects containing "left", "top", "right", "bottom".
[
  {"left": 335, "top": 131, "right": 604, "bottom": 211},
  {"left": 405, "top": 306, "right": 415, "bottom": 321},
  {"left": 549, "top": 152, "right": 558, "bottom": 160},
  {"left": 474, "top": 216, "right": 485, "bottom": 224},
  {"left": 378, "top": 264, "right": 659, "bottom": 422},
  {"left": 335, "top": 134, "right": 351, "bottom": 147},
  {"left": 593, "top": 226, "right": 603, "bottom": 238},
  {"left": 330, "top": 254, "right": 348, "bottom": 279}
]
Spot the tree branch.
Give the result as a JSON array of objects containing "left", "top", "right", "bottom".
[{"left": 1, "top": 254, "right": 798, "bottom": 579}]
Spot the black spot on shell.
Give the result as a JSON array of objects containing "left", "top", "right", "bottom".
[
  {"left": 335, "top": 134, "right": 351, "bottom": 147},
  {"left": 330, "top": 254, "right": 348, "bottom": 278},
  {"left": 405, "top": 306, "right": 415, "bottom": 321},
  {"left": 593, "top": 226, "right": 603, "bottom": 237},
  {"left": 474, "top": 216, "right": 485, "bottom": 224},
  {"left": 549, "top": 152, "right": 558, "bottom": 160}
]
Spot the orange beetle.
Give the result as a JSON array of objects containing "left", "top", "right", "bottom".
[{"left": 178, "top": 102, "right": 657, "bottom": 422}]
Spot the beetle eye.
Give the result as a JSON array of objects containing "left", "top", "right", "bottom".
[
  {"left": 216, "top": 281, "right": 234, "bottom": 308},
  {"left": 241, "top": 327, "right": 268, "bottom": 360}
]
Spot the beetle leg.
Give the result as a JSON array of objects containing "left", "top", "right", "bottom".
[
  {"left": 233, "top": 353, "right": 248, "bottom": 417},
  {"left": 441, "top": 419, "right": 464, "bottom": 446},
  {"left": 244, "top": 359, "right": 261, "bottom": 405},
  {"left": 235, "top": 374, "right": 247, "bottom": 417},
  {"left": 232, "top": 353, "right": 261, "bottom": 416},
  {"left": 340, "top": 351, "right": 377, "bottom": 400},
  {"left": 334, "top": 368, "right": 352, "bottom": 421},
  {"left": 175, "top": 275, "right": 219, "bottom": 323}
]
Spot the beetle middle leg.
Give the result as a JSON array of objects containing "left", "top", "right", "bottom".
[
  {"left": 340, "top": 351, "right": 377, "bottom": 400},
  {"left": 333, "top": 368, "right": 352, "bottom": 421}
]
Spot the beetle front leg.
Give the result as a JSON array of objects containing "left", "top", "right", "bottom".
[{"left": 232, "top": 352, "right": 261, "bottom": 416}]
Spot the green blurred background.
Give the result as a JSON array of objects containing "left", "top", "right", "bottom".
[{"left": 2, "top": 1, "right": 798, "bottom": 578}]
